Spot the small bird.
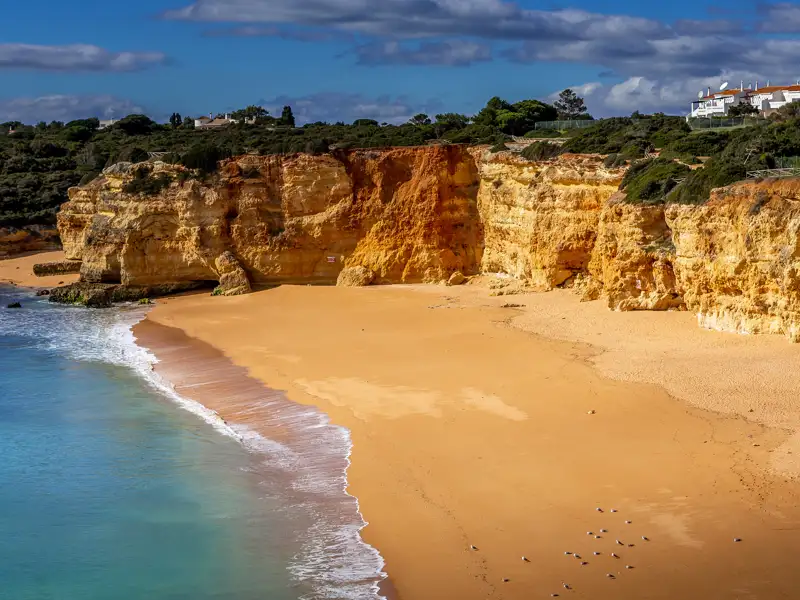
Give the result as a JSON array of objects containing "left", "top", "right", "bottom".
[
  {"left": 593, "top": 551, "right": 601, "bottom": 556},
  {"left": 734, "top": 538, "right": 742, "bottom": 543},
  {"left": 642, "top": 536, "right": 649, "bottom": 541},
  {"left": 470, "top": 545, "right": 478, "bottom": 550},
  {"left": 596, "top": 507, "right": 603, "bottom": 512},
  {"left": 600, "top": 529, "right": 608, "bottom": 533},
  {"left": 564, "top": 551, "right": 572, "bottom": 555},
  {"left": 610, "top": 509, "right": 618, "bottom": 513},
  {"left": 587, "top": 531, "right": 593, "bottom": 535},
  {"left": 580, "top": 561, "right": 588, "bottom": 566},
  {"left": 625, "top": 520, "right": 632, "bottom": 524},
  {"left": 502, "top": 578, "right": 510, "bottom": 583},
  {"left": 574, "top": 554, "right": 581, "bottom": 560},
  {"left": 563, "top": 583, "right": 571, "bottom": 590},
  {"left": 625, "top": 565, "right": 633, "bottom": 569},
  {"left": 628, "top": 544, "right": 635, "bottom": 548},
  {"left": 594, "top": 535, "right": 602, "bottom": 539},
  {"left": 611, "top": 553, "right": 619, "bottom": 559},
  {"left": 606, "top": 573, "right": 615, "bottom": 579},
  {"left": 551, "top": 595, "right": 559, "bottom": 598},
  {"left": 522, "top": 556, "right": 530, "bottom": 562},
  {"left": 616, "top": 540, "right": 624, "bottom": 545}
]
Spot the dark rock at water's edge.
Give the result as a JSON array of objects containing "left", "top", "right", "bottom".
[
  {"left": 48, "top": 281, "right": 207, "bottom": 308},
  {"left": 7, "top": 302, "right": 22, "bottom": 309},
  {"left": 35, "top": 289, "right": 50, "bottom": 296},
  {"left": 33, "top": 260, "right": 82, "bottom": 277}
]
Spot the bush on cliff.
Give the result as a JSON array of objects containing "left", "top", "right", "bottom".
[
  {"left": 122, "top": 167, "right": 172, "bottom": 195},
  {"left": 521, "top": 141, "right": 564, "bottom": 161},
  {"left": 620, "top": 159, "right": 691, "bottom": 205}
]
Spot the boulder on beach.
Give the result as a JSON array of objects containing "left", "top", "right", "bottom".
[
  {"left": 6, "top": 302, "right": 22, "bottom": 309},
  {"left": 337, "top": 266, "right": 375, "bottom": 287},
  {"left": 447, "top": 271, "right": 466, "bottom": 286}
]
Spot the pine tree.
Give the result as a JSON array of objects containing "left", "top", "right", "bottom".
[
  {"left": 281, "top": 106, "right": 296, "bottom": 128},
  {"left": 554, "top": 89, "right": 589, "bottom": 120},
  {"left": 169, "top": 112, "right": 182, "bottom": 128}
]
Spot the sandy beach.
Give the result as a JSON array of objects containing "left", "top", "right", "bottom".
[
  {"left": 0, "top": 251, "right": 78, "bottom": 288},
  {"left": 5, "top": 251, "right": 800, "bottom": 598},
  {"left": 138, "top": 283, "right": 800, "bottom": 600}
]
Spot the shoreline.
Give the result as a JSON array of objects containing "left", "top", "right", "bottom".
[
  {"left": 132, "top": 320, "right": 391, "bottom": 600},
  {"left": 139, "top": 283, "right": 800, "bottom": 600},
  {"left": 0, "top": 250, "right": 79, "bottom": 289}
]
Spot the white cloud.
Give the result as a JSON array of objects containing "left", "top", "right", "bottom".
[
  {"left": 0, "top": 95, "right": 147, "bottom": 124},
  {"left": 0, "top": 43, "right": 166, "bottom": 72}
]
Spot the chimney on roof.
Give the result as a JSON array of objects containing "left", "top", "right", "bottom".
[
  {"left": 767, "top": 79, "right": 771, "bottom": 86},
  {"left": 741, "top": 81, "right": 744, "bottom": 91},
  {"left": 756, "top": 80, "right": 759, "bottom": 90},
  {"left": 707, "top": 86, "right": 712, "bottom": 96}
]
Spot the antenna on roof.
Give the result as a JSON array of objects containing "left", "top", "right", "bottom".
[
  {"left": 720, "top": 81, "right": 729, "bottom": 91},
  {"left": 698, "top": 91, "right": 704, "bottom": 99}
]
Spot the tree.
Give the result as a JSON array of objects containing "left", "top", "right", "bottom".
[
  {"left": 554, "top": 89, "right": 589, "bottom": 120},
  {"left": 116, "top": 114, "right": 156, "bottom": 136},
  {"left": 281, "top": 106, "right": 296, "bottom": 128},
  {"left": 231, "top": 105, "right": 269, "bottom": 121},
  {"left": 495, "top": 99, "right": 558, "bottom": 136},
  {"left": 409, "top": 113, "right": 432, "bottom": 126},
  {"left": 728, "top": 103, "right": 759, "bottom": 118},
  {"left": 182, "top": 116, "right": 195, "bottom": 129},
  {"left": 169, "top": 112, "right": 183, "bottom": 128}
]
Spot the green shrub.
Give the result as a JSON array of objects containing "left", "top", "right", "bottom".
[
  {"left": 620, "top": 159, "right": 691, "bottom": 205},
  {"left": 122, "top": 167, "right": 172, "bottom": 195},
  {"left": 180, "top": 144, "right": 229, "bottom": 174},
  {"left": 524, "top": 129, "right": 562, "bottom": 138},
  {"left": 521, "top": 141, "right": 564, "bottom": 161}
]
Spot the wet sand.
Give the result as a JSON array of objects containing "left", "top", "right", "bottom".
[
  {"left": 139, "top": 284, "right": 800, "bottom": 600},
  {"left": 0, "top": 251, "right": 78, "bottom": 288}
]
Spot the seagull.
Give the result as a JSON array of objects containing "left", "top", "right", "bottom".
[
  {"left": 606, "top": 573, "right": 615, "bottom": 579},
  {"left": 587, "top": 531, "right": 593, "bottom": 535},
  {"left": 581, "top": 561, "right": 588, "bottom": 566},
  {"left": 600, "top": 529, "right": 608, "bottom": 533},
  {"left": 642, "top": 536, "right": 649, "bottom": 541},
  {"left": 522, "top": 556, "right": 530, "bottom": 562},
  {"left": 734, "top": 538, "right": 742, "bottom": 543},
  {"left": 565, "top": 551, "right": 572, "bottom": 555},
  {"left": 625, "top": 565, "right": 633, "bottom": 569},
  {"left": 551, "top": 595, "right": 559, "bottom": 598},
  {"left": 574, "top": 554, "right": 581, "bottom": 559},
  {"left": 563, "top": 583, "right": 571, "bottom": 590},
  {"left": 611, "top": 553, "right": 619, "bottom": 559},
  {"left": 611, "top": 509, "right": 618, "bottom": 513},
  {"left": 625, "top": 520, "right": 632, "bottom": 524},
  {"left": 596, "top": 507, "right": 603, "bottom": 512},
  {"left": 595, "top": 535, "right": 602, "bottom": 539},
  {"left": 470, "top": 545, "right": 478, "bottom": 550},
  {"left": 502, "top": 578, "right": 510, "bottom": 583},
  {"left": 616, "top": 540, "right": 624, "bottom": 545},
  {"left": 593, "top": 551, "right": 601, "bottom": 556}
]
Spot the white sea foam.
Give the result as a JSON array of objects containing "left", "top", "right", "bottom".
[{"left": 0, "top": 292, "right": 387, "bottom": 600}]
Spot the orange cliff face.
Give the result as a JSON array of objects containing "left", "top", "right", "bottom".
[
  {"left": 58, "top": 145, "right": 483, "bottom": 293},
  {"left": 54, "top": 145, "right": 800, "bottom": 342}
]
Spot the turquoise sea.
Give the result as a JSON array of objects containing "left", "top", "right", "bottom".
[{"left": 0, "top": 286, "right": 384, "bottom": 600}]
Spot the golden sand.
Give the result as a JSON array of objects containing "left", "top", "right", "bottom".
[
  {"left": 139, "top": 284, "right": 800, "bottom": 600},
  {"left": 0, "top": 251, "right": 78, "bottom": 288}
]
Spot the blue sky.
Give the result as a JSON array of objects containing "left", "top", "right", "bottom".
[{"left": 1, "top": 0, "right": 799, "bottom": 124}]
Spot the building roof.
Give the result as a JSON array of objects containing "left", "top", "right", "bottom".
[
  {"left": 195, "top": 116, "right": 213, "bottom": 123},
  {"left": 700, "top": 88, "right": 751, "bottom": 100},
  {"left": 751, "top": 85, "right": 800, "bottom": 95}
]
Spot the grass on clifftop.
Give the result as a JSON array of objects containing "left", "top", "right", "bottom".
[{"left": 620, "top": 159, "right": 691, "bottom": 205}]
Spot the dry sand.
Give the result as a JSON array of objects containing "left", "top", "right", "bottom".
[
  {"left": 139, "top": 284, "right": 800, "bottom": 600},
  {"left": 0, "top": 251, "right": 78, "bottom": 288}
]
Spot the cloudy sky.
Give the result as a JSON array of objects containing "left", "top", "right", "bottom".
[{"left": 2, "top": 0, "right": 800, "bottom": 124}]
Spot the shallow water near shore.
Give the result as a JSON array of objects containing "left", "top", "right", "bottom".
[{"left": 0, "top": 287, "right": 384, "bottom": 600}]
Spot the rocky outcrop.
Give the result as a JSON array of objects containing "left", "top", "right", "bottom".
[
  {"left": 476, "top": 152, "right": 625, "bottom": 290},
  {"left": 49, "top": 281, "right": 203, "bottom": 308},
  {"left": 58, "top": 146, "right": 482, "bottom": 300},
  {"left": 337, "top": 266, "right": 375, "bottom": 287},
  {"left": 0, "top": 225, "right": 60, "bottom": 257},
  {"left": 668, "top": 179, "right": 800, "bottom": 341},
  {"left": 32, "top": 260, "right": 82, "bottom": 277},
  {"left": 582, "top": 194, "right": 683, "bottom": 311}
]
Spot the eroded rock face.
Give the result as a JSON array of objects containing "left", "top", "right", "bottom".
[
  {"left": 476, "top": 151, "right": 625, "bottom": 290},
  {"left": 583, "top": 194, "right": 683, "bottom": 311},
  {"left": 0, "top": 225, "right": 61, "bottom": 257},
  {"left": 58, "top": 146, "right": 483, "bottom": 293},
  {"left": 668, "top": 180, "right": 800, "bottom": 341}
]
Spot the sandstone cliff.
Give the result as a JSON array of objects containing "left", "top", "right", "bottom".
[
  {"left": 58, "top": 146, "right": 482, "bottom": 294},
  {"left": 476, "top": 152, "right": 624, "bottom": 289},
  {"left": 668, "top": 179, "right": 800, "bottom": 342},
  {"left": 0, "top": 225, "right": 60, "bottom": 258},
  {"left": 53, "top": 146, "right": 800, "bottom": 342}
]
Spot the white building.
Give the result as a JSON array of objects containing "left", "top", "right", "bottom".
[
  {"left": 98, "top": 119, "right": 115, "bottom": 129},
  {"left": 689, "top": 82, "right": 800, "bottom": 118},
  {"left": 193, "top": 113, "right": 256, "bottom": 129}
]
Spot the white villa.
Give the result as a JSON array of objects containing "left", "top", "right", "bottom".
[{"left": 690, "top": 82, "right": 800, "bottom": 118}]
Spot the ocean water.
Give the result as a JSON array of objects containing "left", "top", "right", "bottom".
[{"left": 0, "top": 287, "right": 384, "bottom": 600}]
